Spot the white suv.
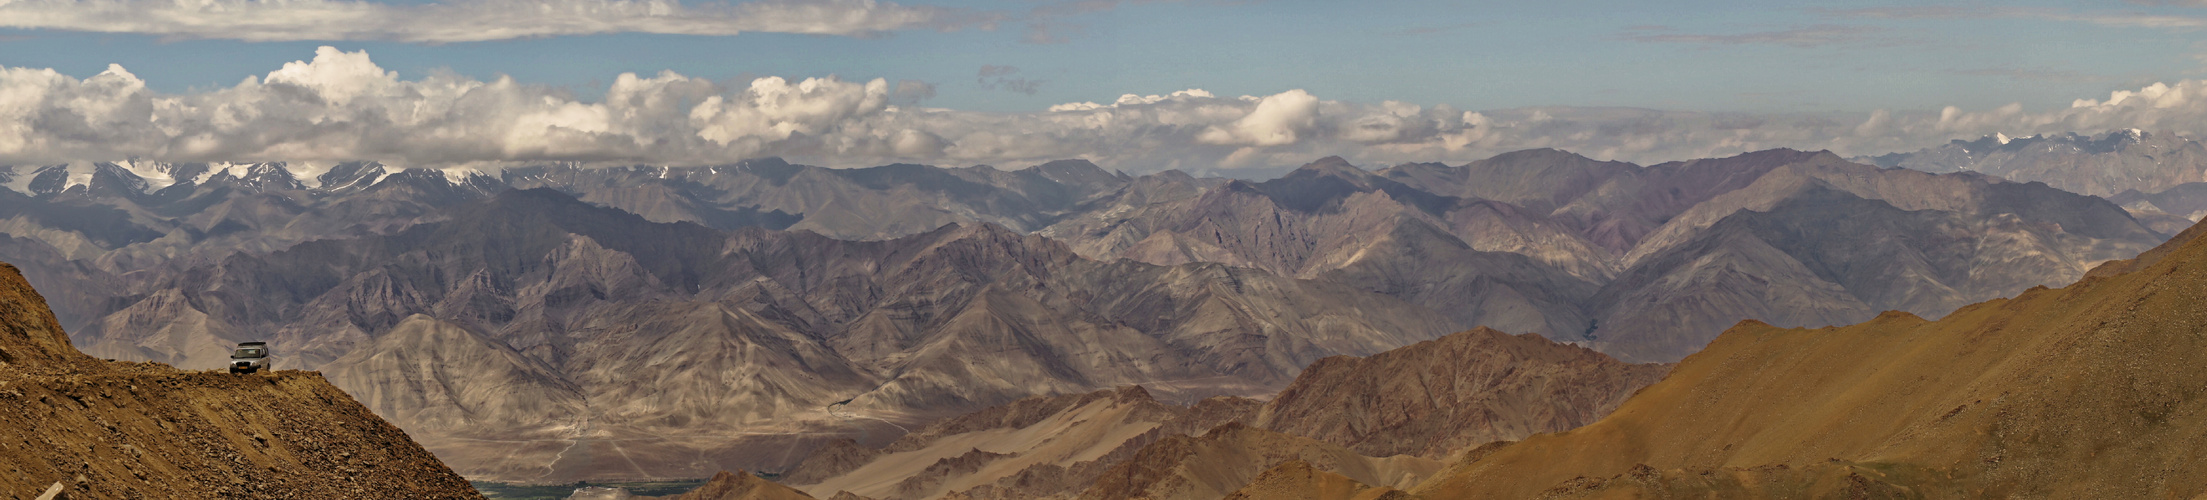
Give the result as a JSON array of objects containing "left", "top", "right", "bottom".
[{"left": 229, "top": 342, "right": 269, "bottom": 374}]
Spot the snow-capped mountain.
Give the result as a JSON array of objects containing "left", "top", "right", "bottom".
[{"left": 1860, "top": 129, "right": 2207, "bottom": 198}]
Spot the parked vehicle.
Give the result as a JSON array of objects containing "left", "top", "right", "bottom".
[{"left": 229, "top": 342, "right": 269, "bottom": 374}]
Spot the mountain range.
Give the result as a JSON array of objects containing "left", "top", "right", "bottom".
[
  {"left": 753, "top": 194, "right": 2207, "bottom": 500},
  {"left": 62, "top": 187, "right": 1461, "bottom": 482},
  {"left": 0, "top": 146, "right": 2174, "bottom": 485},
  {"left": 1860, "top": 129, "right": 2207, "bottom": 199},
  {"left": 1045, "top": 148, "right": 2166, "bottom": 361}
]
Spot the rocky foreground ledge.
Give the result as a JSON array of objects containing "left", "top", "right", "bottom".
[{"left": 0, "top": 262, "right": 480, "bottom": 499}]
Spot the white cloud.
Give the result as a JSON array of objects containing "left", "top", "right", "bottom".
[
  {"left": 1197, "top": 89, "right": 1318, "bottom": 147},
  {"left": 7, "top": 46, "right": 2207, "bottom": 173},
  {"left": 690, "top": 76, "right": 890, "bottom": 146},
  {"left": 0, "top": 0, "right": 962, "bottom": 42}
]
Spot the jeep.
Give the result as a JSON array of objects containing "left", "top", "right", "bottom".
[{"left": 229, "top": 342, "right": 269, "bottom": 374}]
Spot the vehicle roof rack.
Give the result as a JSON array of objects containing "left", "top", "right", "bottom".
[{"left": 238, "top": 341, "right": 267, "bottom": 346}]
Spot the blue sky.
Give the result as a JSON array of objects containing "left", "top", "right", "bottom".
[
  {"left": 2, "top": 0, "right": 2195, "bottom": 113},
  {"left": 1, "top": 0, "right": 2205, "bottom": 171}
]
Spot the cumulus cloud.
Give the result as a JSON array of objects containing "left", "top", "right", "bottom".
[
  {"left": 0, "top": 0, "right": 966, "bottom": 42},
  {"left": 1197, "top": 90, "right": 1318, "bottom": 147},
  {"left": 8, "top": 46, "right": 2207, "bottom": 173}
]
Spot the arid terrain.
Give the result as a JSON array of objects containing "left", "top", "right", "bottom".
[
  {"left": 13, "top": 9, "right": 2207, "bottom": 498},
  {"left": 0, "top": 145, "right": 2181, "bottom": 486},
  {"left": 1408, "top": 216, "right": 2207, "bottom": 497},
  {"left": 761, "top": 326, "right": 1665, "bottom": 500},
  {"left": 0, "top": 261, "right": 480, "bottom": 499}
]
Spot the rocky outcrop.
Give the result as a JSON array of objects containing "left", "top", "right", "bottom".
[
  {"left": 676, "top": 470, "right": 818, "bottom": 500},
  {"left": 0, "top": 262, "right": 481, "bottom": 499},
  {"left": 0, "top": 263, "right": 98, "bottom": 374},
  {"left": 1074, "top": 423, "right": 1440, "bottom": 500},
  {"left": 889, "top": 449, "right": 1015, "bottom": 498},
  {"left": 1220, "top": 460, "right": 1408, "bottom": 500},
  {"left": 1255, "top": 327, "right": 1668, "bottom": 458},
  {"left": 780, "top": 439, "right": 879, "bottom": 485}
]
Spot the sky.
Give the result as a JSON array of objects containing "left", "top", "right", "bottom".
[{"left": 3, "top": 0, "right": 2207, "bottom": 175}]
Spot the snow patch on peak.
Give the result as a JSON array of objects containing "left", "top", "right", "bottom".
[
  {"left": 202, "top": 162, "right": 249, "bottom": 183},
  {"left": 1995, "top": 132, "right": 2011, "bottom": 145},
  {"left": 1, "top": 167, "right": 30, "bottom": 194},
  {"left": 285, "top": 162, "right": 341, "bottom": 189},
  {"left": 62, "top": 162, "right": 95, "bottom": 192},
  {"left": 439, "top": 168, "right": 476, "bottom": 185},
  {"left": 365, "top": 164, "right": 408, "bottom": 187},
  {"left": 114, "top": 159, "right": 178, "bottom": 191}
]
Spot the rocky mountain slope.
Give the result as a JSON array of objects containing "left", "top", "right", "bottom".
[
  {"left": 770, "top": 326, "right": 1659, "bottom": 500},
  {"left": 1253, "top": 327, "right": 1667, "bottom": 458},
  {"left": 2108, "top": 181, "right": 2207, "bottom": 233},
  {"left": 1407, "top": 217, "right": 2207, "bottom": 497},
  {"left": 1047, "top": 149, "right": 2166, "bottom": 361},
  {"left": 70, "top": 188, "right": 1458, "bottom": 483},
  {"left": 0, "top": 261, "right": 481, "bottom": 499},
  {"left": 1862, "top": 129, "right": 2207, "bottom": 198},
  {"left": 676, "top": 470, "right": 819, "bottom": 500},
  {"left": 1218, "top": 460, "right": 1409, "bottom": 500},
  {"left": 0, "top": 152, "right": 2162, "bottom": 367},
  {"left": 0, "top": 157, "right": 1159, "bottom": 336},
  {"left": 0, "top": 148, "right": 2169, "bottom": 489},
  {"left": 784, "top": 386, "right": 1259, "bottom": 500},
  {"left": 1072, "top": 422, "right": 1440, "bottom": 500},
  {"left": 502, "top": 158, "right": 1161, "bottom": 240}
]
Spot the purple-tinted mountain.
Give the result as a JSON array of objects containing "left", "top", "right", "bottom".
[
  {"left": 1861, "top": 129, "right": 2207, "bottom": 198},
  {"left": 71, "top": 188, "right": 1457, "bottom": 482},
  {"left": 1047, "top": 149, "right": 2167, "bottom": 362}
]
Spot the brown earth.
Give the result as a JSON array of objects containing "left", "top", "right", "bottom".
[
  {"left": 0, "top": 262, "right": 480, "bottom": 499},
  {"left": 783, "top": 327, "right": 1660, "bottom": 500},
  {"left": 1255, "top": 327, "right": 1668, "bottom": 459},
  {"left": 1409, "top": 217, "right": 2207, "bottom": 498},
  {"left": 1074, "top": 422, "right": 1440, "bottom": 500},
  {"left": 789, "top": 386, "right": 1260, "bottom": 500},
  {"left": 1219, "top": 460, "right": 1408, "bottom": 500},
  {"left": 674, "top": 470, "right": 817, "bottom": 500}
]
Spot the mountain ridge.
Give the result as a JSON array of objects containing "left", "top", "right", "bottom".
[{"left": 1410, "top": 216, "right": 2207, "bottom": 497}]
